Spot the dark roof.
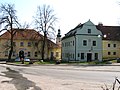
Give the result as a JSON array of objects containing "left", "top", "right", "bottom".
[
  {"left": 96, "top": 25, "right": 120, "bottom": 41},
  {"left": 62, "top": 23, "right": 83, "bottom": 40},
  {"left": 62, "top": 22, "right": 120, "bottom": 41}
]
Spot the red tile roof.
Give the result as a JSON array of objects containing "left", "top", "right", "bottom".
[
  {"left": 0, "top": 28, "right": 43, "bottom": 40},
  {"left": 0, "top": 28, "right": 60, "bottom": 48}
]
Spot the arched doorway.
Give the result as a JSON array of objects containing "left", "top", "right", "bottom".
[{"left": 19, "top": 50, "right": 24, "bottom": 58}]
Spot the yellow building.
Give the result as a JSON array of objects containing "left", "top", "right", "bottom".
[
  {"left": 0, "top": 28, "right": 61, "bottom": 61},
  {"left": 97, "top": 24, "right": 120, "bottom": 59}
]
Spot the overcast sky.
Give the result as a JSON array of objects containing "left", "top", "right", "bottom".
[{"left": 0, "top": 0, "right": 120, "bottom": 37}]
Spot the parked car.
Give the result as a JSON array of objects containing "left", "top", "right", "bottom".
[
  {"left": 24, "top": 58, "right": 30, "bottom": 62},
  {"left": 15, "top": 57, "right": 30, "bottom": 62},
  {"left": 117, "top": 58, "right": 120, "bottom": 63},
  {"left": 15, "top": 57, "right": 20, "bottom": 61}
]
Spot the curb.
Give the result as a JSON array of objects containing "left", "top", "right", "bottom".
[
  {"left": 5, "top": 63, "right": 120, "bottom": 72},
  {"left": 5, "top": 63, "right": 120, "bottom": 66},
  {"left": 0, "top": 61, "right": 6, "bottom": 64},
  {"left": 6, "top": 63, "right": 27, "bottom": 66}
]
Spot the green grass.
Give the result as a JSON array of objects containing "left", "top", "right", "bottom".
[
  {"left": 14, "top": 61, "right": 30, "bottom": 64},
  {"left": 14, "top": 60, "right": 56, "bottom": 65},
  {"left": 13, "top": 59, "right": 118, "bottom": 65}
]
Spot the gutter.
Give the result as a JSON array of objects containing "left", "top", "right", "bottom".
[{"left": 74, "top": 35, "right": 76, "bottom": 61}]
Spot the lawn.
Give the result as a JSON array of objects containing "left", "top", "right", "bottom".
[{"left": 13, "top": 59, "right": 118, "bottom": 65}]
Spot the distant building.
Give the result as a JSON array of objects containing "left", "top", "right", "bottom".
[
  {"left": 96, "top": 24, "right": 120, "bottom": 59},
  {"left": 49, "top": 29, "right": 62, "bottom": 60},
  {"left": 62, "top": 20, "right": 102, "bottom": 62},
  {"left": 0, "top": 29, "right": 61, "bottom": 60}
]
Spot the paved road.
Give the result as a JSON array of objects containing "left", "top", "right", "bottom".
[{"left": 0, "top": 64, "right": 120, "bottom": 90}]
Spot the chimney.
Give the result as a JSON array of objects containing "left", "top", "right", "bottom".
[{"left": 98, "top": 22, "right": 103, "bottom": 26}]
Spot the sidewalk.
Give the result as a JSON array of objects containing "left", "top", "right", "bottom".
[
  {"left": 5, "top": 61, "right": 120, "bottom": 66},
  {"left": 4, "top": 62, "right": 120, "bottom": 72},
  {"left": 0, "top": 61, "right": 6, "bottom": 64}
]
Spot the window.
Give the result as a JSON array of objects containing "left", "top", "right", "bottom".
[
  {"left": 83, "top": 40, "right": 87, "bottom": 46},
  {"left": 81, "top": 53, "right": 84, "bottom": 59},
  {"left": 34, "top": 52, "right": 38, "bottom": 57},
  {"left": 28, "top": 42, "right": 31, "bottom": 47},
  {"left": 88, "top": 29, "right": 91, "bottom": 33},
  {"left": 20, "top": 42, "right": 24, "bottom": 46},
  {"left": 108, "top": 44, "right": 110, "bottom": 47},
  {"left": 56, "top": 52, "right": 59, "bottom": 57},
  {"left": 69, "top": 42, "right": 70, "bottom": 46},
  {"left": 95, "top": 53, "right": 98, "bottom": 60},
  {"left": 62, "top": 53, "right": 64, "bottom": 57},
  {"left": 108, "top": 52, "right": 111, "bottom": 55},
  {"left": 78, "top": 53, "right": 80, "bottom": 57},
  {"left": 51, "top": 52, "right": 54, "bottom": 57},
  {"left": 113, "top": 44, "right": 116, "bottom": 47},
  {"left": 35, "top": 42, "right": 38, "bottom": 46},
  {"left": 70, "top": 54, "right": 72, "bottom": 58},
  {"left": 5, "top": 51, "right": 8, "bottom": 57},
  {"left": 27, "top": 52, "right": 31, "bottom": 57},
  {"left": 73, "top": 41, "right": 74, "bottom": 46},
  {"left": 113, "top": 52, "right": 116, "bottom": 55},
  {"left": 62, "top": 43, "right": 64, "bottom": 47},
  {"left": 73, "top": 54, "right": 74, "bottom": 59},
  {"left": 93, "top": 41, "right": 96, "bottom": 46}
]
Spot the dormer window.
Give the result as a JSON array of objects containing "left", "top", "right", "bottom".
[{"left": 88, "top": 29, "right": 91, "bottom": 33}]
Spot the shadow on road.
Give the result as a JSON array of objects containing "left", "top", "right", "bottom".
[{"left": 0, "top": 67, "right": 41, "bottom": 90}]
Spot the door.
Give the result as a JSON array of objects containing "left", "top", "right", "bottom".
[
  {"left": 50, "top": 52, "right": 54, "bottom": 60},
  {"left": 19, "top": 50, "right": 24, "bottom": 58},
  {"left": 87, "top": 53, "right": 92, "bottom": 62}
]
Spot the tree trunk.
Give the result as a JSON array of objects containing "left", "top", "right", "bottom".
[
  {"left": 41, "top": 33, "right": 46, "bottom": 60},
  {"left": 8, "top": 22, "right": 13, "bottom": 62},
  {"left": 8, "top": 46, "right": 13, "bottom": 62},
  {"left": 8, "top": 33, "right": 13, "bottom": 62}
]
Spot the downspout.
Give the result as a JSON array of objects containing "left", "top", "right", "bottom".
[{"left": 74, "top": 35, "right": 76, "bottom": 61}]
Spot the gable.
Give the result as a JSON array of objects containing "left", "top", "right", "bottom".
[
  {"left": 62, "top": 20, "right": 104, "bottom": 40},
  {"left": 76, "top": 20, "right": 102, "bottom": 36}
]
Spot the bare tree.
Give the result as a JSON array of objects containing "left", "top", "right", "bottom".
[
  {"left": 20, "top": 22, "right": 30, "bottom": 29},
  {"left": 0, "top": 3, "right": 20, "bottom": 61},
  {"left": 34, "top": 5, "right": 57, "bottom": 60}
]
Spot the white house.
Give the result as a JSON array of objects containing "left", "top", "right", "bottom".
[{"left": 62, "top": 20, "right": 102, "bottom": 62}]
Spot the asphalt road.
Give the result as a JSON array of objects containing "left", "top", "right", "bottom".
[{"left": 0, "top": 64, "right": 120, "bottom": 90}]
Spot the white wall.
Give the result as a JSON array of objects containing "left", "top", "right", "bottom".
[{"left": 62, "top": 36, "right": 75, "bottom": 60}]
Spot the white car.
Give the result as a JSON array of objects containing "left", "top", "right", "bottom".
[
  {"left": 15, "top": 57, "right": 30, "bottom": 62},
  {"left": 24, "top": 58, "right": 30, "bottom": 62}
]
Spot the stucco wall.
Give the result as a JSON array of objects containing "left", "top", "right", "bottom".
[{"left": 102, "top": 40, "right": 120, "bottom": 59}]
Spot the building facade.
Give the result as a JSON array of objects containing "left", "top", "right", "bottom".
[
  {"left": 97, "top": 24, "right": 120, "bottom": 59},
  {"left": 0, "top": 29, "right": 61, "bottom": 60},
  {"left": 62, "top": 20, "right": 103, "bottom": 62}
]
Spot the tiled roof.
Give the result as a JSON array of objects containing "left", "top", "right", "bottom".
[
  {"left": 0, "top": 28, "right": 60, "bottom": 48},
  {"left": 47, "top": 39, "right": 60, "bottom": 48},
  {"left": 96, "top": 25, "right": 120, "bottom": 41},
  {"left": 62, "top": 23, "right": 83, "bottom": 40},
  {"left": 0, "top": 28, "right": 43, "bottom": 40}
]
